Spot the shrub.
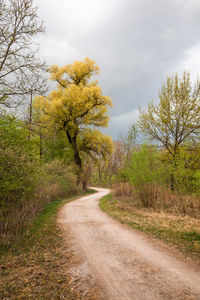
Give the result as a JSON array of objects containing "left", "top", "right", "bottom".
[
  {"left": 0, "top": 115, "right": 38, "bottom": 210},
  {"left": 0, "top": 159, "right": 79, "bottom": 246},
  {"left": 119, "top": 145, "right": 167, "bottom": 186},
  {"left": 0, "top": 114, "right": 80, "bottom": 246},
  {"left": 116, "top": 144, "right": 200, "bottom": 213}
]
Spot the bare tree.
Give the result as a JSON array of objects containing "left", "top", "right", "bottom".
[
  {"left": 125, "top": 124, "right": 138, "bottom": 160},
  {"left": 0, "top": 0, "right": 46, "bottom": 107},
  {"left": 23, "top": 71, "right": 48, "bottom": 139}
]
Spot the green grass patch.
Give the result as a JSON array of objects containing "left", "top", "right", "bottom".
[
  {"left": 100, "top": 194, "right": 200, "bottom": 260},
  {"left": 31, "top": 189, "right": 95, "bottom": 234}
]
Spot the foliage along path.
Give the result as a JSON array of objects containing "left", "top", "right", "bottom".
[{"left": 58, "top": 188, "right": 200, "bottom": 300}]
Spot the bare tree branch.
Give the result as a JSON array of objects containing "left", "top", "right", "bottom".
[{"left": 0, "top": 0, "right": 47, "bottom": 107}]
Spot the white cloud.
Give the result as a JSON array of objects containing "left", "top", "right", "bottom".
[
  {"left": 38, "top": 37, "right": 83, "bottom": 66},
  {"left": 175, "top": 42, "right": 200, "bottom": 81}
]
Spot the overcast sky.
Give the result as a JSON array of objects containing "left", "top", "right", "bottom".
[{"left": 35, "top": 0, "right": 200, "bottom": 139}]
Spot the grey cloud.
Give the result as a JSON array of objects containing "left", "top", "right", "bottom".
[{"left": 35, "top": 0, "right": 200, "bottom": 137}]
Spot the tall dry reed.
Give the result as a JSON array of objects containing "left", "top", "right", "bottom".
[{"left": 113, "top": 182, "right": 200, "bottom": 218}]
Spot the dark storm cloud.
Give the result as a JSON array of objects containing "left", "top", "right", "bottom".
[{"left": 36, "top": 0, "right": 200, "bottom": 138}]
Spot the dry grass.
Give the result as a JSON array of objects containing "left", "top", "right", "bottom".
[
  {"left": 113, "top": 182, "right": 200, "bottom": 218},
  {"left": 109, "top": 183, "right": 200, "bottom": 258},
  {"left": 112, "top": 182, "right": 135, "bottom": 198},
  {"left": 0, "top": 161, "right": 80, "bottom": 247},
  {"left": 0, "top": 190, "right": 104, "bottom": 300},
  {"left": 100, "top": 194, "right": 200, "bottom": 261}
]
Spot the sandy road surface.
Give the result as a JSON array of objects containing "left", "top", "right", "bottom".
[{"left": 58, "top": 187, "right": 200, "bottom": 300}]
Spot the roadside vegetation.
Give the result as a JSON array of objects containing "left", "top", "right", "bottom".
[
  {"left": 100, "top": 192, "right": 200, "bottom": 260},
  {"left": 0, "top": 190, "right": 102, "bottom": 300},
  {"left": 0, "top": 113, "right": 81, "bottom": 246},
  {"left": 0, "top": 3, "right": 112, "bottom": 298},
  {"left": 97, "top": 73, "right": 200, "bottom": 260}
]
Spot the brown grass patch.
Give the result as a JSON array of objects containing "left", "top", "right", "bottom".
[
  {"left": 100, "top": 194, "right": 200, "bottom": 261},
  {"left": 112, "top": 182, "right": 200, "bottom": 218},
  {"left": 0, "top": 191, "right": 104, "bottom": 300}
]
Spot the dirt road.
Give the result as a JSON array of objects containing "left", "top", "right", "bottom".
[{"left": 58, "top": 187, "right": 200, "bottom": 300}]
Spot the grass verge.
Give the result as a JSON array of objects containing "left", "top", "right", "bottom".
[
  {"left": 0, "top": 189, "right": 96, "bottom": 300},
  {"left": 100, "top": 194, "right": 200, "bottom": 261}
]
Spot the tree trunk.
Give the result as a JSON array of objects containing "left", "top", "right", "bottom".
[
  {"left": 82, "top": 180, "right": 87, "bottom": 191},
  {"left": 66, "top": 131, "right": 87, "bottom": 191},
  {"left": 52, "top": 127, "right": 56, "bottom": 159},
  {"left": 170, "top": 151, "right": 177, "bottom": 192},
  {"left": 74, "top": 150, "right": 82, "bottom": 170},
  {"left": 28, "top": 92, "right": 33, "bottom": 140},
  {"left": 39, "top": 132, "right": 43, "bottom": 159},
  {"left": 98, "top": 165, "right": 102, "bottom": 184},
  {"left": 170, "top": 171, "right": 175, "bottom": 192},
  {"left": 73, "top": 148, "right": 85, "bottom": 190}
]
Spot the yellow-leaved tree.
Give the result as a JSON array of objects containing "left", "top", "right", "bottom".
[{"left": 35, "top": 58, "right": 113, "bottom": 186}]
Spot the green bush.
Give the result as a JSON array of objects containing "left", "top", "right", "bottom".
[
  {"left": 118, "top": 145, "right": 168, "bottom": 206},
  {"left": 40, "top": 159, "right": 79, "bottom": 198},
  {"left": 0, "top": 115, "right": 38, "bottom": 207},
  {"left": 119, "top": 145, "right": 167, "bottom": 186},
  {"left": 0, "top": 115, "right": 79, "bottom": 246},
  {"left": 172, "top": 147, "right": 200, "bottom": 194}
]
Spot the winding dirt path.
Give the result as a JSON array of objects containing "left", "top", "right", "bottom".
[{"left": 58, "top": 187, "right": 200, "bottom": 300}]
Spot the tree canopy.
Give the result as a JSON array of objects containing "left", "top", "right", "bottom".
[
  {"left": 35, "top": 58, "right": 113, "bottom": 181},
  {"left": 138, "top": 72, "right": 200, "bottom": 190}
]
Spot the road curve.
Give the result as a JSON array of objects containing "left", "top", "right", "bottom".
[{"left": 58, "top": 187, "right": 200, "bottom": 300}]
